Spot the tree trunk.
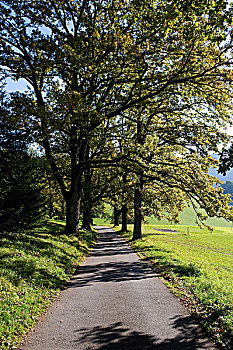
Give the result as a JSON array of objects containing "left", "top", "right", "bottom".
[
  {"left": 82, "top": 207, "right": 92, "bottom": 230},
  {"left": 133, "top": 119, "right": 145, "bottom": 240},
  {"left": 121, "top": 203, "right": 128, "bottom": 231},
  {"left": 61, "top": 197, "right": 65, "bottom": 219},
  {"left": 121, "top": 172, "right": 128, "bottom": 231},
  {"left": 64, "top": 132, "right": 88, "bottom": 236},
  {"left": 49, "top": 194, "right": 53, "bottom": 219},
  {"left": 133, "top": 177, "right": 143, "bottom": 240},
  {"left": 81, "top": 145, "right": 93, "bottom": 230},
  {"left": 113, "top": 206, "right": 120, "bottom": 226},
  {"left": 64, "top": 178, "right": 82, "bottom": 236}
]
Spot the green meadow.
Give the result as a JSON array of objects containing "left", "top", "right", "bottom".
[
  {"left": 94, "top": 202, "right": 233, "bottom": 228},
  {"left": 146, "top": 205, "right": 233, "bottom": 228}
]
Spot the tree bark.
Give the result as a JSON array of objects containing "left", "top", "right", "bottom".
[
  {"left": 113, "top": 206, "right": 121, "bottom": 226},
  {"left": 133, "top": 177, "right": 143, "bottom": 240},
  {"left": 133, "top": 119, "right": 144, "bottom": 240},
  {"left": 121, "top": 203, "right": 128, "bottom": 231},
  {"left": 82, "top": 207, "right": 92, "bottom": 230},
  {"left": 61, "top": 197, "right": 65, "bottom": 219},
  {"left": 121, "top": 172, "right": 128, "bottom": 231},
  {"left": 64, "top": 177, "right": 82, "bottom": 236},
  {"left": 81, "top": 145, "right": 93, "bottom": 230},
  {"left": 63, "top": 130, "right": 88, "bottom": 236},
  {"left": 49, "top": 194, "right": 53, "bottom": 219}
]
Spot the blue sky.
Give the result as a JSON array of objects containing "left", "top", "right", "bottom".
[{"left": 5, "top": 77, "right": 28, "bottom": 92}]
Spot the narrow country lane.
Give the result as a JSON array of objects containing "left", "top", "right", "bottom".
[{"left": 19, "top": 227, "right": 216, "bottom": 350}]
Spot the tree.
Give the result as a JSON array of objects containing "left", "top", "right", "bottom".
[
  {"left": 0, "top": 109, "right": 46, "bottom": 232},
  {"left": 116, "top": 99, "right": 233, "bottom": 238},
  {"left": 0, "top": 151, "right": 46, "bottom": 232},
  {"left": 1, "top": 0, "right": 233, "bottom": 235}
]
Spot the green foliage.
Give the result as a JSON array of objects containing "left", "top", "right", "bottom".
[
  {"left": 0, "top": 220, "right": 97, "bottom": 350},
  {"left": 122, "top": 225, "right": 233, "bottom": 348},
  {"left": 0, "top": 0, "right": 233, "bottom": 234},
  {"left": 0, "top": 94, "right": 34, "bottom": 152},
  {"left": 40, "top": 160, "right": 66, "bottom": 220},
  {"left": 0, "top": 150, "right": 46, "bottom": 232},
  {"left": 0, "top": 105, "right": 47, "bottom": 232}
]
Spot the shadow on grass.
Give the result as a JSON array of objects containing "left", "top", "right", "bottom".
[
  {"left": 129, "top": 240, "right": 202, "bottom": 279},
  {"left": 34, "top": 220, "right": 66, "bottom": 236},
  {"left": 0, "top": 255, "right": 69, "bottom": 288},
  {"left": 0, "top": 234, "right": 81, "bottom": 261},
  {"left": 0, "top": 224, "right": 97, "bottom": 290},
  {"left": 150, "top": 258, "right": 202, "bottom": 278}
]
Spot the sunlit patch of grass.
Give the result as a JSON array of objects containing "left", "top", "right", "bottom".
[
  {"left": 0, "top": 220, "right": 97, "bottom": 350},
  {"left": 121, "top": 225, "right": 233, "bottom": 349}
]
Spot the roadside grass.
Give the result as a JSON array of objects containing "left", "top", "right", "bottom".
[
  {"left": 121, "top": 225, "right": 233, "bottom": 349},
  {"left": 0, "top": 220, "right": 97, "bottom": 350}
]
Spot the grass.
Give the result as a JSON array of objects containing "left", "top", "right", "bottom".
[
  {"left": 94, "top": 203, "right": 233, "bottom": 228},
  {"left": 146, "top": 205, "right": 233, "bottom": 227},
  {"left": 0, "top": 220, "right": 97, "bottom": 350},
  {"left": 120, "top": 224, "right": 233, "bottom": 349},
  {"left": 93, "top": 217, "right": 112, "bottom": 226}
]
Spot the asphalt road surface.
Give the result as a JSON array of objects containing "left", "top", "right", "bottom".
[{"left": 19, "top": 226, "right": 216, "bottom": 350}]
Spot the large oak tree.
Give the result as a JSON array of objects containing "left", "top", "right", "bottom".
[{"left": 1, "top": 0, "right": 233, "bottom": 235}]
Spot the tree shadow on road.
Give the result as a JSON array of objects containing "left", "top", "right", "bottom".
[
  {"left": 90, "top": 244, "right": 133, "bottom": 257},
  {"left": 73, "top": 316, "right": 214, "bottom": 349},
  {"left": 66, "top": 230, "right": 165, "bottom": 288},
  {"left": 66, "top": 260, "right": 155, "bottom": 288}
]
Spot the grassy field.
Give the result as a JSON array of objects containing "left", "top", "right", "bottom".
[
  {"left": 146, "top": 205, "right": 233, "bottom": 228},
  {"left": 0, "top": 220, "right": 96, "bottom": 350},
  {"left": 120, "top": 224, "right": 233, "bottom": 349},
  {"left": 93, "top": 203, "right": 233, "bottom": 228}
]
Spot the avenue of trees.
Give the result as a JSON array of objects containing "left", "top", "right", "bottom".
[{"left": 1, "top": 0, "right": 233, "bottom": 238}]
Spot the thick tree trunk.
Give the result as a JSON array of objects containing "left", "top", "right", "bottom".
[
  {"left": 64, "top": 178, "right": 82, "bottom": 236},
  {"left": 113, "top": 206, "right": 121, "bottom": 227},
  {"left": 121, "top": 172, "right": 128, "bottom": 231},
  {"left": 82, "top": 207, "right": 92, "bottom": 230},
  {"left": 133, "top": 120, "right": 145, "bottom": 240},
  {"left": 49, "top": 194, "right": 53, "bottom": 219},
  {"left": 121, "top": 203, "right": 128, "bottom": 231},
  {"left": 81, "top": 145, "right": 93, "bottom": 230},
  {"left": 61, "top": 197, "right": 65, "bottom": 219},
  {"left": 133, "top": 177, "right": 143, "bottom": 240},
  {"left": 64, "top": 131, "right": 88, "bottom": 237}
]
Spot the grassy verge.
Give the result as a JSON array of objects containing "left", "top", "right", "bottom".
[
  {"left": 121, "top": 225, "right": 233, "bottom": 349},
  {"left": 0, "top": 220, "right": 97, "bottom": 350}
]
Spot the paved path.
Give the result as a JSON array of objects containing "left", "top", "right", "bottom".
[{"left": 20, "top": 227, "right": 216, "bottom": 350}]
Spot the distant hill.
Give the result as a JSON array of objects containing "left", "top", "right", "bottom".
[
  {"left": 209, "top": 167, "right": 233, "bottom": 182},
  {"left": 209, "top": 153, "right": 233, "bottom": 182}
]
